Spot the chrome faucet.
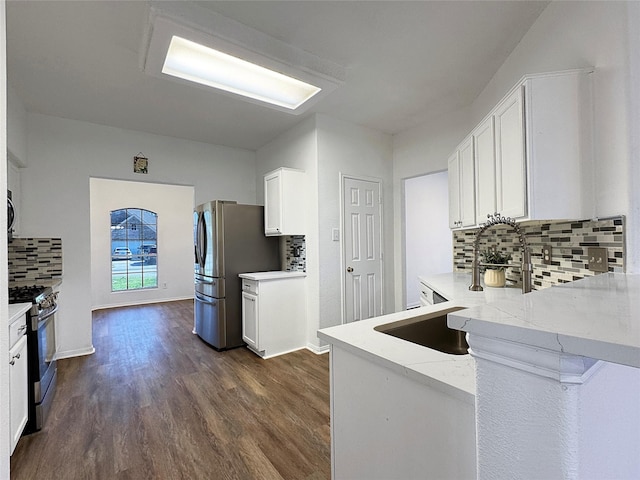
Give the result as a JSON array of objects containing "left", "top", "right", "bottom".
[{"left": 469, "top": 213, "right": 532, "bottom": 294}]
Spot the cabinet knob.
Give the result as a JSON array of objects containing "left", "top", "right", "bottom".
[{"left": 346, "top": 267, "right": 353, "bottom": 273}]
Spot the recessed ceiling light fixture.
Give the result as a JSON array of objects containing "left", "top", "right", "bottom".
[
  {"left": 141, "top": 3, "right": 345, "bottom": 114},
  {"left": 162, "top": 36, "right": 321, "bottom": 110}
]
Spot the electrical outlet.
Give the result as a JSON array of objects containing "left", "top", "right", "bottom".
[
  {"left": 542, "top": 245, "right": 553, "bottom": 265},
  {"left": 162, "top": 282, "right": 168, "bottom": 289},
  {"left": 588, "top": 247, "right": 608, "bottom": 273}
]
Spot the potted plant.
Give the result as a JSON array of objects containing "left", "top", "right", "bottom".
[{"left": 481, "top": 249, "right": 512, "bottom": 287}]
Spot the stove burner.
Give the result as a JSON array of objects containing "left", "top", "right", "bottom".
[{"left": 8, "top": 285, "right": 47, "bottom": 304}]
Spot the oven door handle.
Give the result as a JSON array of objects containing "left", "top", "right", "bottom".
[{"left": 37, "top": 304, "right": 59, "bottom": 325}]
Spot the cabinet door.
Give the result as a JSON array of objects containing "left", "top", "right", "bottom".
[
  {"left": 241, "top": 292, "right": 259, "bottom": 350},
  {"left": 7, "top": 161, "right": 20, "bottom": 236},
  {"left": 474, "top": 116, "right": 496, "bottom": 221},
  {"left": 9, "top": 334, "right": 28, "bottom": 455},
  {"left": 494, "top": 87, "right": 527, "bottom": 219},
  {"left": 459, "top": 137, "right": 476, "bottom": 227},
  {"left": 264, "top": 172, "right": 282, "bottom": 235},
  {"left": 447, "top": 152, "right": 461, "bottom": 229}
]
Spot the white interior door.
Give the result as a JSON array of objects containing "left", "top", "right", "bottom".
[{"left": 342, "top": 176, "right": 383, "bottom": 323}]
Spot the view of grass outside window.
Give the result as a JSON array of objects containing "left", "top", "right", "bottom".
[{"left": 111, "top": 208, "right": 158, "bottom": 291}]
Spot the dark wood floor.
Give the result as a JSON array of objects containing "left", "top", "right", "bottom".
[{"left": 10, "top": 300, "right": 331, "bottom": 480}]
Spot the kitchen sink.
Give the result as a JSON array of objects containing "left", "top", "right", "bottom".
[{"left": 374, "top": 306, "right": 469, "bottom": 355}]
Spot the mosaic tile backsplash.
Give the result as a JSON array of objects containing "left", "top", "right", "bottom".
[
  {"left": 453, "top": 216, "right": 625, "bottom": 290},
  {"left": 284, "top": 235, "right": 306, "bottom": 272},
  {"left": 8, "top": 237, "right": 63, "bottom": 284}
]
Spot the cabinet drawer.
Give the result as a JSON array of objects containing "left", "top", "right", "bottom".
[
  {"left": 419, "top": 283, "right": 434, "bottom": 305},
  {"left": 242, "top": 279, "right": 258, "bottom": 295},
  {"left": 9, "top": 315, "right": 28, "bottom": 350}
]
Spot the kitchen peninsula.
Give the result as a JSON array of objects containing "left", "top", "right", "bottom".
[
  {"left": 318, "top": 272, "right": 521, "bottom": 479},
  {"left": 449, "top": 273, "right": 640, "bottom": 479},
  {"left": 318, "top": 272, "right": 640, "bottom": 479}
]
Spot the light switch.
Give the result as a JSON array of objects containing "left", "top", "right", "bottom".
[{"left": 332, "top": 228, "right": 340, "bottom": 241}]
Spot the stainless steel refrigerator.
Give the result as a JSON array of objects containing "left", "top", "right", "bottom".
[{"left": 194, "top": 200, "right": 281, "bottom": 349}]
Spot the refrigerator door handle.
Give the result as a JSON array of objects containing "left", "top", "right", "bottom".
[
  {"left": 198, "top": 212, "right": 207, "bottom": 269},
  {"left": 195, "top": 212, "right": 203, "bottom": 268}
]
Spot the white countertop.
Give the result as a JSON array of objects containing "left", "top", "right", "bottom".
[
  {"left": 8, "top": 303, "right": 32, "bottom": 325},
  {"left": 448, "top": 273, "right": 640, "bottom": 368},
  {"left": 419, "top": 272, "right": 523, "bottom": 306},
  {"left": 239, "top": 271, "right": 306, "bottom": 281},
  {"left": 318, "top": 272, "right": 521, "bottom": 404}
]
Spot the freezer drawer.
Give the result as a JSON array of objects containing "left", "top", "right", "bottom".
[
  {"left": 194, "top": 292, "right": 227, "bottom": 349},
  {"left": 195, "top": 276, "right": 225, "bottom": 298}
]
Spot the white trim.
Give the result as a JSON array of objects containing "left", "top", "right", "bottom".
[
  {"left": 55, "top": 346, "right": 96, "bottom": 360},
  {"left": 468, "top": 333, "right": 603, "bottom": 384},
  {"left": 307, "top": 343, "right": 330, "bottom": 355},
  {"left": 92, "top": 296, "right": 193, "bottom": 311},
  {"left": 339, "top": 173, "right": 385, "bottom": 325}
]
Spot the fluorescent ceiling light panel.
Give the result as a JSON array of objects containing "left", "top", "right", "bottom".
[{"left": 162, "top": 36, "right": 322, "bottom": 110}]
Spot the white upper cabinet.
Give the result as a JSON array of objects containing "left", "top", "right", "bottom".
[
  {"left": 7, "top": 160, "right": 21, "bottom": 237},
  {"left": 459, "top": 137, "right": 476, "bottom": 227},
  {"left": 448, "top": 138, "right": 476, "bottom": 229},
  {"left": 494, "top": 86, "right": 527, "bottom": 220},
  {"left": 523, "top": 70, "right": 594, "bottom": 220},
  {"left": 264, "top": 167, "right": 306, "bottom": 236},
  {"left": 448, "top": 152, "right": 461, "bottom": 229},
  {"left": 448, "top": 68, "right": 594, "bottom": 229},
  {"left": 474, "top": 115, "right": 497, "bottom": 222}
]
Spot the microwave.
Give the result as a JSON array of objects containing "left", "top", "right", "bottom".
[{"left": 7, "top": 189, "right": 15, "bottom": 242}]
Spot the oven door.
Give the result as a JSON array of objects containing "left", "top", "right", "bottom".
[{"left": 31, "top": 307, "right": 57, "bottom": 404}]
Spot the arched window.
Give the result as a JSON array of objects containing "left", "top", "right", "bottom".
[{"left": 110, "top": 208, "right": 158, "bottom": 291}]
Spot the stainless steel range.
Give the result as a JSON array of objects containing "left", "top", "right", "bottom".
[{"left": 8, "top": 285, "right": 58, "bottom": 433}]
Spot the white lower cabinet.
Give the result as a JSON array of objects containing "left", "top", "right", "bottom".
[
  {"left": 9, "top": 323, "right": 28, "bottom": 455},
  {"left": 241, "top": 290, "right": 259, "bottom": 350},
  {"left": 330, "top": 345, "right": 476, "bottom": 479},
  {"left": 240, "top": 272, "right": 306, "bottom": 359}
]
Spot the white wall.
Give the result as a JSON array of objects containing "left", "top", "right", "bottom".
[
  {"left": 89, "top": 178, "right": 194, "bottom": 309},
  {"left": 20, "top": 114, "right": 256, "bottom": 358},
  {"left": 392, "top": 108, "right": 473, "bottom": 310},
  {"left": 0, "top": 0, "right": 10, "bottom": 475},
  {"left": 255, "top": 116, "right": 321, "bottom": 351},
  {"left": 404, "top": 172, "right": 452, "bottom": 308},
  {"left": 627, "top": 2, "right": 640, "bottom": 273},
  {"left": 392, "top": 1, "right": 637, "bottom": 305},
  {"left": 316, "top": 114, "right": 394, "bottom": 331},
  {"left": 256, "top": 114, "right": 393, "bottom": 351},
  {"left": 7, "top": 84, "right": 27, "bottom": 167}
]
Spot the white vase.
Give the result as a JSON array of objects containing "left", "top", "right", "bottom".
[{"left": 484, "top": 269, "right": 506, "bottom": 288}]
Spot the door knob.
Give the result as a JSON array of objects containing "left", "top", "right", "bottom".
[{"left": 346, "top": 267, "right": 353, "bottom": 273}]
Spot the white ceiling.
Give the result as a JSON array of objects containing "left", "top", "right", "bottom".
[{"left": 6, "top": 1, "right": 549, "bottom": 151}]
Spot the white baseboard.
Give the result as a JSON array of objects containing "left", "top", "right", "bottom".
[
  {"left": 55, "top": 345, "right": 96, "bottom": 360},
  {"left": 92, "top": 296, "right": 193, "bottom": 311},
  {"left": 307, "top": 343, "right": 330, "bottom": 355}
]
